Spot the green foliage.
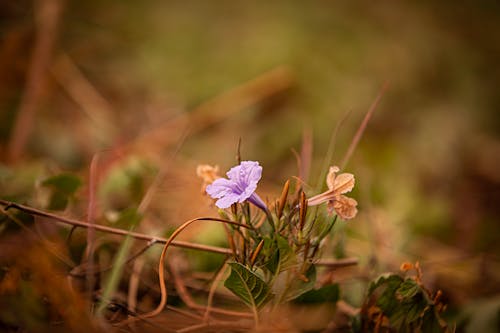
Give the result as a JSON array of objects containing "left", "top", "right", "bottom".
[
  {"left": 359, "top": 273, "right": 449, "bottom": 332},
  {"left": 224, "top": 262, "right": 271, "bottom": 310},
  {"left": 293, "top": 284, "right": 340, "bottom": 304},
  {"left": 41, "top": 173, "right": 82, "bottom": 210},
  {"left": 265, "top": 235, "right": 297, "bottom": 275}
]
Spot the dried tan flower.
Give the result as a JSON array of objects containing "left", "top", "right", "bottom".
[
  {"left": 196, "top": 164, "right": 220, "bottom": 192},
  {"left": 307, "top": 165, "right": 358, "bottom": 220}
]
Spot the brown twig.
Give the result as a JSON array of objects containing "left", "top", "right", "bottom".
[
  {"left": 0, "top": 199, "right": 358, "bottom": 272},
  {"left": 0, "top": 199, "right": 232, "bottom": 255},
  {"left": 315, "top": 257, "right": 359, "bottom": 268}
]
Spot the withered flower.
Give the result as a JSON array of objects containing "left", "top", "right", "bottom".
[
  {"left": 307, "top": 166, "right": 358, "bottom": 220},
  {"left": 196, "top": 164, "right": 220, "bottom": 192}
]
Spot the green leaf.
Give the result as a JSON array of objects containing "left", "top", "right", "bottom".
[
  {"left": 276, "top": 236, "right": 297, "bottom": 272},
  {"left": 389, "top": 295, "right": 427, "bottom": 330},
  {"left": 293, "top": 283, "right": 339, "bottom": 304},
  {"left": 264, "top": 235, "right": 297, "bottom": 275},
  {"left": 396, "top": 278, "right": 420, "bottom": 300},
  {"left": 42, "top": 173, "right": 82, "bottom": 195},
  {"left": 369, "top": 274, "right": 404, "bottom": 315},
  {"left": 225, "top": 262, "right": 271, "bottom": 309},
  {"left": 42, "top": 173, "right": 82, "bottom": 210},
  {"left": 368, "top": 273, "right": 403, "bottom": 296}
]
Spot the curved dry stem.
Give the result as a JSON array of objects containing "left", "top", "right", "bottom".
[{"left": 142, "top": 217, "right": 251, "bottom": 320}]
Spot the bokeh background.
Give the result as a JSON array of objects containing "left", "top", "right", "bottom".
[{"left": 1, "top": 0, "right": 499, "bottom": 331}]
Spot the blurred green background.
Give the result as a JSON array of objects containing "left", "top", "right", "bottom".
[{"left": 1, "top": 0, "right": 499, "bottom": 331}]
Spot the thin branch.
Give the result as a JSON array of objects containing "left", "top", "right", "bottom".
[
  {"left": 315, "top": 257, "right": 359, "bottom": 268},
  {"left": 0, "top": 199, "right": 232, "bottom": 255}
]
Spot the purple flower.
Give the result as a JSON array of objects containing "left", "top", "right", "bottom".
[{"left": 206, "top": 161, "right": 267, "bottom": 211}]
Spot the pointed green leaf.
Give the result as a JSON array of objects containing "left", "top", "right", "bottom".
[
  {"left": 264, "top": 236, "right": 297, "bottom": 275},
  {"left": 225, "top": 262, "right": 271, "bottom": 309},
  {"left": 276, "top": 236, "right": 297, "bottom": 272}
]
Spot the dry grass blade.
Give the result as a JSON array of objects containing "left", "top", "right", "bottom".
[
  {"left": 51, "top": 52, "right": 116, "bottom": 140},
  {"left": 7, "top": 0, "right": 64, "bottom": 163},
  {"left": 300, "top": 129, "right": 313, "bottom": 183},
  {"left": 340, "top": 81, "right": 389, "bottom": 170}
]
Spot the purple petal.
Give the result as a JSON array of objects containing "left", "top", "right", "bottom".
[
  {"left": 215, "top": 193, "right": 240, "bottom": 208},
  {"left": 205, "top": 160, "right": 266, "bottom": 211},
  {"left": 206, "top": 178, "right": 237, "bottom": 198}
]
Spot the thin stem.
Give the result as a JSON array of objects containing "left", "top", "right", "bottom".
[{"left": 0, "top": 199, "right": 233, "bottom": 255}]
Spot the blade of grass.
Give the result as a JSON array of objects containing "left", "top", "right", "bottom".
[
  {"left": 315, "top": 110, "right": 351, "bottom": 192},
  {"left": 340, "top": 81, "right": 389, "bottom": 170},
  {"left": 96, "top": 227, "right": 135, "bottom": 315}
]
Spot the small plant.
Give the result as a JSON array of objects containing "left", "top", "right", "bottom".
[
  {"left": 198, "top": 159, "right": 358, "bottom": 322},
  {"left": 356, "top": 262, "right": 450, "bottom": 333}
]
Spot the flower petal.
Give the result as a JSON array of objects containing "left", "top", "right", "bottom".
[
  {"left": 326, "top": 166, "right": 340, "bottom": 190},
  {"left": 205, "top": 161, "right": 267, "bottom": 211},
  {"left": 215, "top": 194, "right": 240, "bottom": 208},
  {"left": 330, "top": 195, "right": 358, "bottom": 220},
  {"left": 206, "top": 178, "right": 237, "bottom": 198},
  {"left": 332, "top": 173, "right": 355, "bottom": 195},
  {"left": 307, "top": 190, "right": 335, "bottom": 206}
]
